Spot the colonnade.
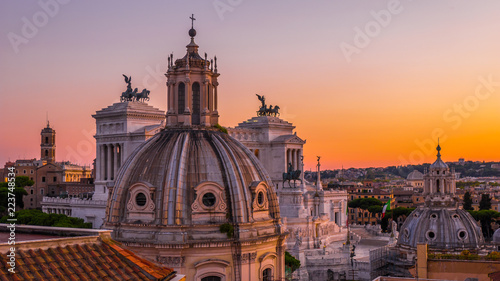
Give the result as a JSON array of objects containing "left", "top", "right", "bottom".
[
  {"left": 98, "top": 143, "right": 123, "bottom": 181},
  {"left": 286, "top": 148, "right": 302, "bottom": 170}
]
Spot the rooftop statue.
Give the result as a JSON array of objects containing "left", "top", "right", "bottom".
[
  {"left": 120, "top": 74, "right": 150, "bottom": 102},
  {"left": 256, "top": 94, "right": 280, "bottom": 117}
]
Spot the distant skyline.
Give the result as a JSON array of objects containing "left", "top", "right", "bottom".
[{"left": 1, "top": 1, "right": 500, "bottom": 170}]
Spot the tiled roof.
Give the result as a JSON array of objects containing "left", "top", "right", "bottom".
[{"left": 0, "top": 236, "right": 176, "bottom": 281}]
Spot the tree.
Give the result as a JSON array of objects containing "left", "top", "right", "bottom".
[
  {"left": 285, "top": 251, "right": 301, "bottom": 274},
  {"left": 0, "top": 209, "right": 92, "bottom": 228},
  {"left": 348, "top": 198, "right": 384, "bottom": 210},
  {"left": 463, "top": 191, "right": 473, "bottom": 211},
  {"left": 468, "top": 210, "right": 500, "bottom": 239},
  {"left": 0, "top": 176, "right": 32, "bottom": 213},
  {"left": 479, "top": 194, "right": 492, "bottom": 210}
]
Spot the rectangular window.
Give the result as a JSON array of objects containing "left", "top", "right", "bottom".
[
  {"left": 31, "top": 170, "right": 33, "bottom": 174},
  {"left": 30, "top": 190, "right": 33, "bottom": 194},
  {"left": 23, "top": 170, "right": 26, "bottom": 174},
  {"left": 41, "top": 188, "right": 44, "bottom": 195},
  {"left": 53, "top": 177, "right": 57, "bottom": 182},
  {"left": 42, "top": 177, "right": 46, "bottom": 182}
]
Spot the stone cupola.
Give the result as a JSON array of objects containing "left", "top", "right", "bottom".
[{"left": 165, "top": 17, "right": 220, "bottom": 127}]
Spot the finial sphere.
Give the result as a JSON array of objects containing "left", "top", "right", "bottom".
[{"left": 189, "top": 28, "right": 196, "bottom": 37}]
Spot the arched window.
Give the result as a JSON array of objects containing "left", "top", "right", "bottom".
[
  {"left": 45, "top": 150, "right": 48, "bottom": 157},
  {"left": 178, "top": 83, "right": 185, "bottom": 114},
  {"left": 201, "top": 277, "right": 221, "bottom": 281},
  {"left": 45, "top": 137, "right": 48, "bottom": 144},
  {"left": 263, "top": 268, "right": 272, "bottom": 281},
  {"left": 192, "top": 82, "right": 200, "bottom": 125},
  {"left": 436, "top": 179, "right": 440, "bottom": 193}
]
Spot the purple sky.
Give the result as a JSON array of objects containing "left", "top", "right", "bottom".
[{"left": 1, "top": 1, "right": 500, "bottom": 169}]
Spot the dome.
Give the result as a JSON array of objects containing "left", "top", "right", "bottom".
[
  {"left": 104, "top": 128, "right": 282, "bottom": 243},
  {"left": 407, "top": 170, "right": 423, "bottom": 180},
  {"left": 430, "top": 157, "right": 448, "bottom": 169},
  {"left": 397, "top": 207, "right": 484, "bottom": 251}
]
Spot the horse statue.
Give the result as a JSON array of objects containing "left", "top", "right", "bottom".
[
  {"left": 257, "top": 105, "right": 267, "bottom": 116},
  {"left": 282, "top": 162, "right": 302, "bottom": 187},
  {"left": 268, "top": 105, "right": 280, "bottom": 117},
  {"left": 136, "top": 89, "right": 150, "bottom": 102},
  {"left": 120, "top": 74, "right": 150, "bottom": 102}
]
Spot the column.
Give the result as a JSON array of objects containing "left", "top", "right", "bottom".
[
  {"left": 298, "top": 149, "right": 303, "bottom": 171},
  {"left": 103, "top": 144, "right": 108, "bottom": 180},
  {"left": 111, "top": 144, "right": 115, "bottom": 180},
  {"left": 287, "top": 149, "right": 291, "bottom": 166},
  {"left": 201, "top": 80, "right": 207, "bottom": 112},
  {"left": 185, "top": 81, "right": 191, "bottom": 112},
  {"left": 167, "top": 82, "right": 173, "bottom": 112},
  {"left": 107, "top": 144, "right": 112, "bottom": 181},
  {"left": 208, "top": 84, "right": 212, "bottom": 111},
  {"left": 213, "top": 82, "right": 218, "bottom": 111},
  {"left": 114, "top": 143, "right": 119, "bottom": 179}
]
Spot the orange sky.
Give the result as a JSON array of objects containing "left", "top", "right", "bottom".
[{"left": 1, "top": 1, "right": 500, "bottom": 170}]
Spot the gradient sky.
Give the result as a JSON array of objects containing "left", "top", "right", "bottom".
[{"left": 1, "top": 0, "right": 500, "bottom": 170}]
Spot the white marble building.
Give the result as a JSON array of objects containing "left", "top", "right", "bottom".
[
  {"left": 229, "top": 114, "right": 349, "bottom": 280},
  {"left": 42, "top": 101, "right": 165, "bottom": 228}
]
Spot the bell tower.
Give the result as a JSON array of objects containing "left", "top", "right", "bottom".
[
  {"left": 423, "top": 141, "right": 457, "bottom": 206},
  {"left": 40, "top": 121, "right": 56, "bottom": 163},
  {"left": 165, "top": 14, "right": 220, "bottom": 127}
]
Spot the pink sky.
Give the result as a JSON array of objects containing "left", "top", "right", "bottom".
[{"left": 1, "top": 1, "right": 500, "bottom": 170}]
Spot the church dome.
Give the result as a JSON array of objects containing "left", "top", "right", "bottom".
[
  {"left": 407, "top": 170, "right": 423, "bottom": 180},
  {"left": 397, "top": 143, "right": 484, "bottom": 253},
  {"left": 397, "top": 207, "right": 484, "bottom": 251},
  {"left": 104, "top": 128, "right": 282, "bottom": 243}
]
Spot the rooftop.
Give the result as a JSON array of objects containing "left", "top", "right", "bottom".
[{"left": 0, "top": 224, "right": 182, "bottom": 281}]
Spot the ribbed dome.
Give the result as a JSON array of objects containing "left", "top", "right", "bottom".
[
  {"left": 397, "top": 207, "right": 484, "bottom": 251},
  {"left": 430, "top": 157, "right": 448, "bottom": 169},
  {"left": 407, "top": 170, "right": 423, "bottom": 180},
  {"left": 104, "top": 128, "right": 282, "bottom": 243}
]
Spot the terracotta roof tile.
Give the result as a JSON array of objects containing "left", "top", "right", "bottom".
[{"left": 0, "top": 236, "right": 176, "bottom": 281}]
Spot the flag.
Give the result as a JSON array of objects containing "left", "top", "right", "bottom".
[{"left": 382, "top": 199, "right": 391, "bottom": 218}]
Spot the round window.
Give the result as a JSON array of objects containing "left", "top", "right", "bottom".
[
  {"left": 202, "top": 192, "right": 216, "bottom": 207},
  {"left": 427, "top": 231, "right": 435, "bottom": 240},
  {"left": 430, "top": 214, "right": 438, "bottom": 219},
  {"left": 136, "top": 192, "right": 147, "bottom": 206},
  {"left": 258, "top": 191, "right": 264, "bottom": 205},
  {"left": 458, "top": 230, "right": 467, "bottom": 240}
]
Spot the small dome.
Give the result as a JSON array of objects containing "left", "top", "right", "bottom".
[
  {"left": 105, "top": 128, "right": 282, "bottom": 243},
  {"left": 397, "top": 207, "right": 484, "bottom": 251},
  {"left": 430, "top": 157, "right": 448, "bottom": 169},
  {"left": 407, "top": 170, "right": 423, "bottom": 180}
]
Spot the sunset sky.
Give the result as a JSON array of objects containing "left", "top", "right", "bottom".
[{"left": 1, "top": 1, "right": 500, "bottom": 170}]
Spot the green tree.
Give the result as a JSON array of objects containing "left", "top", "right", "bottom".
[
  {"left": 0, "top": 176, "right": 32, "bottom": 212},
  {"left": 348, "top": 198, "right": 384, "bottom": 210},
  {"left": 463, "top": 191, "right": 474, "bottom": 211},
  {"left": 468, "top": 210, "right": 500, "bottom": 239},
  {"left": 0, "top": 209, "right": 92, "bottom": 228},
  {"left": 479, "top": 194, "right": 492, "bottom": 210},
  {"left": 285, "top": 251, "right": 301, "bottom": 273}
]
